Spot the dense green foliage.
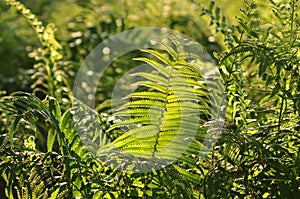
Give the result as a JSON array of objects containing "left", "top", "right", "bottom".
[{"left": 0, "top": 0, "right": 299, "bottom": 198}]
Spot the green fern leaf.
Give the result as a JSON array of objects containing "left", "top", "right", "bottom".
[
  {"left": 46, "top": 96, "right": 61, "bottom": 152},
  {"left": 132, "top": 72, "right": 168, "bottom": 84},
  {"left": 134, "top": 81, "right": 168, "bottom": 92},
  {"left": 139, "top": 49, "right": 173, "bottom": 66},
  {"left": 49, "top": 188, "right": 60, "bottom": 199},
  {"left": 103, "top": 38, "right": 212, "bottom": 166},
  {"left": 133, "top": 57, "right": 170, "bottom": 77},
  {"left": 127, "top": 91, "right": 166, "bottom": 101},
  {"left": 47, "top": 128, "right": 56, "bottom": 152},
  {"left": 174, "top": 165, "right": 200, "bottom": 184}
]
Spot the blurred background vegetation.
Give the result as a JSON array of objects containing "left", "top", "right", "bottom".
[{"left": 0, "top": 0, "right": 243, "bottom": 94}]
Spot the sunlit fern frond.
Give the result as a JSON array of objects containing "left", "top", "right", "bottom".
[{"left": 97, "top": 36, "right": 214, "bottom": 172}]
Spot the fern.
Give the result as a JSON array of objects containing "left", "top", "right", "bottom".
[
  {"left": 0, "top": 92, "right": 69, "bottom": 155},
  {"left": 94, "top": 37, "right": 214, "bottom": 179},
  {"left": 2, "top": 0, "right": 299, "bottom": 198},
  {"left": 0, "top": 150, "right": 70, "bottom": 199},
  {"left": 194, "top": 0, "right": 300, "bottom": 197},
  {"left": 5, "top": 0, "right": 72, "bottom": 106}
]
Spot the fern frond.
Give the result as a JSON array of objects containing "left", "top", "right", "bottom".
[
  {"left": 132, "top": 72, "right": 169, "bottom": 84},
  {"left": 0, "top": 92, "right": 69, "bottom": 155},
  {"left": 174, "top": 165, "right": 200, "bottom": 184},
  {"left": 108, "top": 117, "right": 153, "bottom": 132},
  {"left": 99, "top": 38, "right": 212, "bottom": 171},
  {"left": 139, "top": 49, "right": 173, "bottom": 66},
  {"left": 5, "top": 0, "right": 72, "bottom": 103},
  {"left": 47, "top": 128, "right": 56, "bottom": 152},
  {"left": 60, "top": 109, "right": 90, "bottom": 159},
  {"left": 134, "top": 80, "right": 168, "bottom": 92},
  {"left": 117, "top": 100, "right": 165, "bottom": 110},
  {"left": 125, "top": 91, "right": 167, "bottom": 101},
  {"left": 220, "top": 45, "right": 254, "bottom": 64},
  {"left": 49, "top": 188, "right": 60, "bottom": 199},
  {"left": 113, "top": 108, "right": 162, "bottom": 117},
  {"left": 133, "top": 57, "right": 170, "bottom": 77}
]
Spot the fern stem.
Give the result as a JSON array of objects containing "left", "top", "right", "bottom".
[{"left": 152, "top": 66, "right": 174, "bottom": 158}]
